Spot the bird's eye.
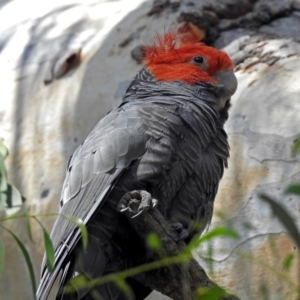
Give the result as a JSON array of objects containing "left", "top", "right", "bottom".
[{"left": 193, "top": 56, "right": 204, "bottom": 64}]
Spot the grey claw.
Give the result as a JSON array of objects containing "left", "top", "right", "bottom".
[
  {"left": 120, "top": 207, "right": 130, "bottom": 213},
  {"left": 171, "top": 223, "right": 183, "bottom": 231},
  {"left": 152, "top": 198, "right": 158, "bottom": 208},
  {"left": 178, "top": 229, "right": 189, "bottom": 241},
  {"left": 118, "top": 190, "right": 158, "bottom": 218},
  {"left": 131, "top": 210, "right": 144, "bottom": 219}
]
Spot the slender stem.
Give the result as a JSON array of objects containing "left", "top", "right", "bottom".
[{"left": 0, "top": 212, "right": 59, "bottom": 222}]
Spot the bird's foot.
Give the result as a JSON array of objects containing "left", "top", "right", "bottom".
[
  {"left": 170, "top": 223, "right": 189, "bottom": 241},
  {"left": 118, "top": 190, "right": 158, "bottom": 218}
]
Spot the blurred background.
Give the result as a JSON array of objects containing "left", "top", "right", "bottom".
[{"left": 0, "top": 0, "right": 300, "bottom": 299}]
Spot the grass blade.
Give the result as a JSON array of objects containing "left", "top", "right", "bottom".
[
  {"left": 43, "top": 228, "right": 55, "bottom": 271},
  {"left": 146, "top": 233, "right": 162, "bottom": 250},
  {"left": 61, "top": 215, "right": 88, "bottom": 249},
  {"left": 283, "top": 253, "right": 294, "bottom": 272},
  {"left": 195, "top": 286, "right": 227, "bottom": 300},
  {"left": 32, "top": 217, "right": 54, "bottom": 271},
  {"left": 0, "top": 225, "right": 36, "bottom": 299},
  {"left": 184, "top": 226, "right": 238, "bottom": 253},
  {"left": 0, "top": 236, "right": 3, "bottom": 276},
  {"left": 292, "top": 136, "right": 300, "bottom": 157},
  {"left": 260, "top": 194, "right": 300, "bottom": 249},
  {"left": 285, "top": 184, "right": 300, "bottom": 196},
  {"left": 26, "top": 216, "right": 34, "bottom": 242},
  {"left": 114, "top": 278, "right": 133, "bottom": 298}
]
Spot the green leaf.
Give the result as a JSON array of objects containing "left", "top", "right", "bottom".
[
  {"left": 0, "top": 145, "right": 24, "bottom": 213},
  {"left": 21, "top": 195, "right": 26, "bottom": 203},
  {"left": 0, "top": 225, "right": 36, "bottom": 299},
  {"left": 199, "top": 226, "right": 239, "bottom": 244},
  {"left": 243, "top": 222, "right": 256, "bottom": 230},
  {"left": 26, "top": 217, "right": 34, "bottom": 242},
  {"left": 62, "top": 215, "right": 88, "bottom": 249},
  {"left": 260, "top": 194, "right": 300, "bottom": 249},
  {"left": 146, "top": 233, "right": 162, "bottom": 250},
  {"left": 0, "top": 141, "right": 24, "bottom": 214},
  {"left": 0, "top": 142, "right": 8, "bottom": 158},
  {"left": 207, "top": 244, "right": 214, "bottom": 275},
  {"left": 291, "top": 137, "right": 300, "bottom": 157},
  {"left": 66, "top": 275, "right": 89, "bottom": 293},
  {"left": 114, "top": 278, "right": 133, "bottom": 298},
  {"left": 185, "top": 226, "right": 238, "bottom": 253},
  {"left": 195, "top": 286, "right": 227, "bottom": 300},
  {"left": 90, "top": 288, "right": 104, "bottom": 300},
  {"left": 33, "top": 217, "right": 55, "bottom": 271},
  {"left": 43, "top": 229, "right": 55, "bottom": 271},
  {"left": 285, "top": 184, "right": 300, "bottom": 196},
  {"left": 282, "top": 253, "right": 294, "bottom": 272},
  {"left": 0, "top": 237, "right": 3, "bottom": 277},
  {"left": 0, "top": 155, "right": 8, "bottom": 193}
]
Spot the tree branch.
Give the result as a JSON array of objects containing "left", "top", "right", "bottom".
[{"left": 123, "top": 206, "right": 240, "bottom": 300}]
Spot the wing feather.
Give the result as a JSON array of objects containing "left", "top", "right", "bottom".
[{"left": 37, "top": 103, "right": 147, "bottom": 300}]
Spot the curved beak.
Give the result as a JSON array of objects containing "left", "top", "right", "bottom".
[{"left": 213, "top": 70, "right": 238, "bottom": 109}]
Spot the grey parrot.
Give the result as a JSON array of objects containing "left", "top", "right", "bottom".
[{"left": 37, "top": 29, "right": 237, "bottom": 300}]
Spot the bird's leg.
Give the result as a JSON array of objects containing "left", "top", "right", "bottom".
[
  {"left": 118, "top": 190, "right": 158, "bottom": 218},
  {"left": 118, "top": 191, "right": 188, "bottom": 239}
]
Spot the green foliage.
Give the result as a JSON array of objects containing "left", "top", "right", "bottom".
[
  {"left": 285, "top": 184, "right": 300, "bottom": 195},
  {"left": 114, "top": 278, "right": 133, "bottom": 299},
  {"left": 291, "top": 136, "right": 300, "bottom": 157},
  {"left": 0, "top": 142, "right": 57, "bottom": 298},
  {"left": 195, "top": 286, "right": 227, "bottom": 300},
  {"left": 64, "top": 225, "right": 239, "bottom": 298},
  {"left": 260, "top": 194, "right": 300, "bottom": 249},
  {"left": 0, "top": 237, "right": 3, "bottom": 277},
  {"left": 259, "top": 193, "right": 300, "bottom": 299},
  {"left": 61, "top": 215, "right": 88, "bottom": 249},
  {"left": 0, "top": 141, "right": 24, "bottom": 215},
  {"left": 33, "top": 217, "right": 55, "bottom": 271},
  {"left": 183, "top": 226, "right": 239, "bottom": 255},
  {"left": 0, "top": 141, "right": 37, "bottom": 299},
  {"left": 146, "top": 233, "right": 162, "bottom": 250},
  {"left": 0, "top": 138, "right": 299, "bottom": 300},
  {"left": 283, "top": 253, "right": 294, "bottom": 272},
  {"left": 238, "top": 249, "right": 297, "bottom": 289},
  {"left": 26, "top": 215, "right": 34, "bottom": 242},
  {"left": 0, "top": 142, "right": 8, "bottom": 158},
  {"left": 0, "top": 225, "right": 37, "bottom": 300}
]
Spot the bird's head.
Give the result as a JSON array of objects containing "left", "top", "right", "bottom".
[{"left": 142, "top": 27, "right": 237, "bottom": 110}]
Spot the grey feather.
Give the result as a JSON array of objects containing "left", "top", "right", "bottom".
[{"left": 37, "top": 68, "right": 230, "bottom": 300}]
